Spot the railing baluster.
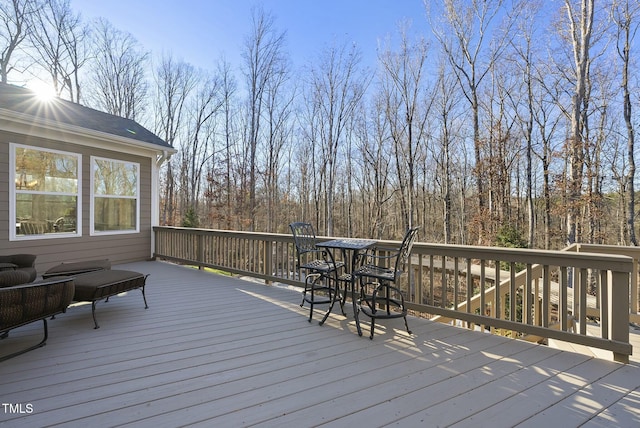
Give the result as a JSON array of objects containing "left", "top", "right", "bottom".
[
  {"left": 525, "top": 264, "right": 532, "bottom": 325},
  {"left": 466, "top": 258, "right": 473, "bottom": 315},
  {"left": 494, "top": 262, "right": 501, "bottom": 322},
  {"left": 429, "top": 255, "right": 434, "bottom": 306},
  {"left": 510, "top": 262, "right": 516, "bottom": 322},
  {"left": 441, "top": 256, "right": 447, "bottom": 309},
  {"left": 453, "top": 257, "right": 459, "bottom": 315},
  {"left": 416, "top": 254, "right": 423, "bottom": 306},
  {"left": 542, "top": 265, "right": 550, "bottom": 328},
  {"left": 480, "top": 260, "right": 486, "bottom": 319},
  {"left": 600, "top": 269, "right": 609, "bottom": 339},
  {"left": 579, "top": 268, "right": 587, "bottom": 335},
  {"left": 560, "top": 266, "right": 568, "bottom": 332}
]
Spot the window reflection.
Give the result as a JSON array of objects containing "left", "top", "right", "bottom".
[
  {"left": 13, "top": 146, "right": 80, "bottom": 237},
  {"left": 15, "top": 147, "right": 78, "bottom": 193},
  {"left": 93, "top": 158, "right": 137, "bottom": 196},
  {"left": 92, "top": 157, "right": 139, "bottom": 233}
]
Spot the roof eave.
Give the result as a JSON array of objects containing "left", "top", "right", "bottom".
[{"left": 0, "top": 108, "right": 177, "bottom": 156}]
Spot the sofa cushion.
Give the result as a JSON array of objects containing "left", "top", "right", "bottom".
[
  {"left": 0, "top": 270, "right": 31, "bottom": 288},
  {"left": 0, "top": 254, "right": 37, "bottom": 283},
  {"left": 7, "top": 254, "right": 36, "bottom": 268}
]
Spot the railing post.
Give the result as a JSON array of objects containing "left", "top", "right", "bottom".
[
  {"left": 610, "top": 269, "right": 630, "bottom": 364},
  {"left": 632, "top": 259, "right": 639, "bottom": 315},
  {"left": 264, "top": 240, "right": 273, "bottom": 285},
  {"left": 198, "top": 233, "right": 205, "bottom": 270},
  {"left": 151, "top": 227, "right": 158, "bottom": 260}
]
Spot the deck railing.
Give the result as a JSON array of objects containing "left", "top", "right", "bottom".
[{"left": 153, "top": 226, "right": 634, "bottom": 363}]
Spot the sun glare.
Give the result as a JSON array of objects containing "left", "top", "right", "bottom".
[{"left": 28, "top": 81, "right": 56, "bottom": 102}]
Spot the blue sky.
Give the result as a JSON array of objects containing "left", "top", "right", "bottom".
[{"left": 71, "top": 0, "right": 428, "bottom": 72}]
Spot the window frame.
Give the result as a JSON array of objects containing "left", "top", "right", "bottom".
[
  {"left": 90, "top": 156, "right": 140, "bottom": 236},
  {"left": 9, "top": 143, "right": 82, "bottom": 241}
]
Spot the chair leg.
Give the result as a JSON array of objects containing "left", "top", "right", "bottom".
[
  {"left": 300, "top": 276, "right": 309, "bottom": 307},
  {"left": 403, "top": 315, "right": 412, "bottom": 335},
  {"left": 92, "top": 301, "right": 100, "bottom": 329},
  {"left": 308, "top": 276, "right": 317, "bottom": 323},
  {"left": 141, "top": 275, "right": 150, "bottom": 309},
  {"left": 300, "top": 277, "right": 310, "bottom": 307},
  {"left": 338, "top": 280, "right": 348, "bottom": 316},
  {"left": 302, "top": 272, "right": 345, "bottom": 325},
  {"left": 300, "top": 273, "right": 318, "bottom": 316},
  {"left": 307, "top": 274, "right": 327, "bottom": 323},
  {"left": 363, "top": 282, "right": 413, "bottom": 339},
  {"left": 319, "top": 274, "right": 340, "bottom": 326}
]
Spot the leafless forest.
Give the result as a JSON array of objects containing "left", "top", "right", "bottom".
[{"left": 3, "top": 0, "right": 640, "bottom": 249}]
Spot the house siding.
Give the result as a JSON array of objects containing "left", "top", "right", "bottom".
[{"left": 0, "top": 132, "right": 154, "bottom": 275}]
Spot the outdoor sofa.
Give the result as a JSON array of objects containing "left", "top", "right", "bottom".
[{"left": 0, "top": 277, "right": 75, "bottom": 361}]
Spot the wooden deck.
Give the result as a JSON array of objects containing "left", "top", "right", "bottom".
[{"left": 1, "top": 261, "right": 639, "bottom": 427}]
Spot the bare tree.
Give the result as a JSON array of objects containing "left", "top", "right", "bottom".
[
  {"left": 180, "top": 72, "right": 224, "bottom": 214},
  {"left": 261, "top": 60, "right": 293, "bottom": 232},
  {"left": 298, "top": 90, "right": 324, "bottom": 226},
  {"left": 355, "top": 94, "right": 392, "bottom": 239},
  {"left": 59, "top": 3, "right": 89, "bottom": 103},
  {"left": 28, "top": 0, "right": 88, "bottom": 101},
  {"left": 431, "top": 58, "right": 461, "bottom": 244},
  {"left": 305, "top": 41, "right": 369, "bottom": 235},
  {"left": 612, "top": 0, "right": 640, "bottom": 245},
  {"left": 153, "top": 53, "right": 198, "bottom": 226},
  {"left": 90, "top": 18, "right": 149, "bottom": 120},
  {"left": 216, "top": 58, "right": 238, "bottom": 230},
  {"left": 430, "top": 0, "right": 516, "bottom": 243},
  {"left": 507, "top": 1, "right": 544, "bottom": 248},
  {"left": 533, "top": 64, "right": 563, "bottom": 249},
  {"left": 0, "top": 0, "right": 36, "bottom": 83},
  {"left": 562, "top": 0, "right": 595, "bottom": 245},
  {"left": 378, "top": 23, "right": 429, "bottom": 230},
  {"left": 242, "top": 6, "right": 287, "bottom": 231}
]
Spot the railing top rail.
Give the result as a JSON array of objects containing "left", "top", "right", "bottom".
[
  {"left": 573, "top": 243, "right": 640, "bottom": 257},
  {"left": 154, "top": 226, "right": 293, "bottom": 241},
  {"left": 409, "top": 242, "right": 633, "bottom": 272}
]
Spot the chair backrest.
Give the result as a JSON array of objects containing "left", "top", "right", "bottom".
[
  {"left": 289, "top": 222, "right": 319, "bottom": 257},
  {"left": 395, "top": 226, "right": 420, "bottom": 272}
]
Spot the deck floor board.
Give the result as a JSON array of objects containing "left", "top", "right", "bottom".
[{"left": 1, "top": 261, "right": 639, "bottom": 427}]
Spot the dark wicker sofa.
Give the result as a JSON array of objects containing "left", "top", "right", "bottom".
[{"left": 0, "top": 277, "right": 75, "bottom": 362}]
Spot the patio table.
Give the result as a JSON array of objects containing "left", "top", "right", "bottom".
[{"left": 316, "top": 238, "right": 376, "bottom": 336}]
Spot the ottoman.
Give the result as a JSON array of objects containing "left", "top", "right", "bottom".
[{"left": 72, "top": 270, "right": 148, "bottom": 329}]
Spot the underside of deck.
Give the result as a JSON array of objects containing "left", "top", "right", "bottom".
[{"left": 1, "top": 261, "right": 639, "bottom": 427}]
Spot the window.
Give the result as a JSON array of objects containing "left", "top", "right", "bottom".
[
  {"left": 10, "top": 144, "right": 81, "bottom": 240},
  {"left": 91, "top": 157, "right": 139, "bottom": 234}
]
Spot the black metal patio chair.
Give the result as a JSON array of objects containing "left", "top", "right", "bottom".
[
  {"left": 290, "top": 222, "right": 345, "bottom": 324},
  {"left": 353, "top": 227, "right": 420, "bottom": 339}
]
